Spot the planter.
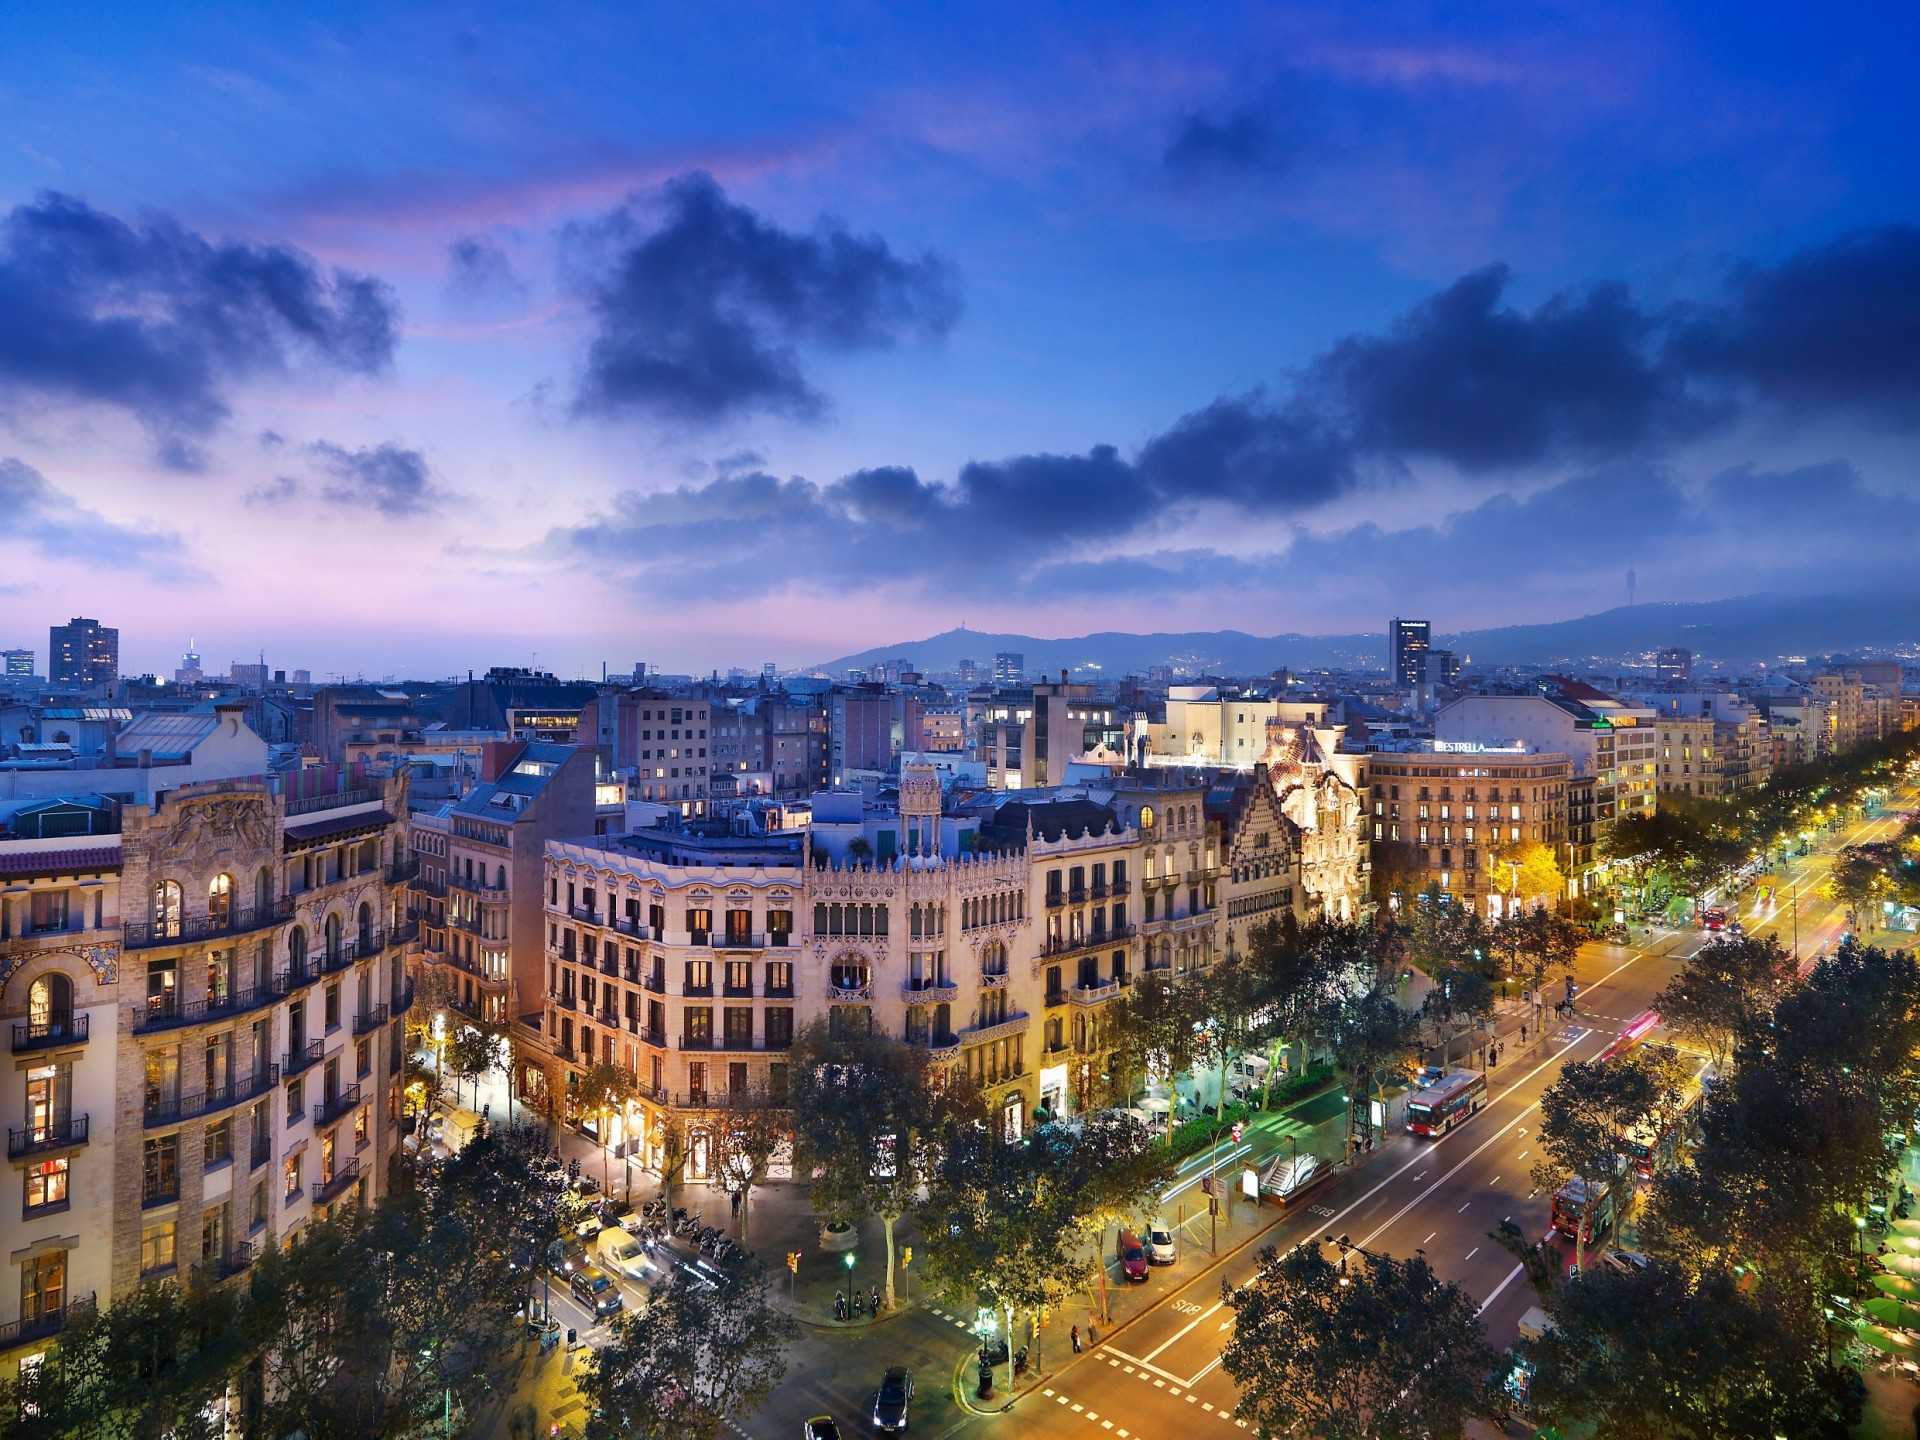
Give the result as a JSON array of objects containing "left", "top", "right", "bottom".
[{"left": 820, "top": 1220, "right": 858, "bottom": 1252}]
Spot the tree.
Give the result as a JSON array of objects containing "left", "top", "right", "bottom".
[
  {"left": 1530, "top": 1054, "right": 1666, "bottom": 1274},
  {"left": 1244, "top": 917, "right": 1392, "bottom": 1105},
  {"left": 445, "top": 1023, "right": 499, "bottom": 1111},
  {"left": 1496, "top": 905, "right": 1583, "bottom": 1029},
  {"left": 1108, "top": 966, "right": 1207, "bottom": 1136},
  {"left": 1490, "top": 839, "right": 1566, "bottom": 911},
  {"left": 576, "top": 1062, "right": 640, "bottom": 1196},
  {"left": 1194, "top": 956, "right": 1262, "bottom": 1116},
  {"left": 580, "top": 1259, "right": 795, "bottom": 1440},
  {"left": 1221, "top": 1241, "right": 1495, "bottom": 1440},
  {"left": 700, "top": 1086, "right": 788, "bottom": 1244},
  {"left": 1829, "top": 848, "right": 1888, "bottom": 927},
  {"left": 1420, "top": 966, "right": 1495, "bottom": 1067},
  {"left": 1405, "top": 895, "right": 1492, "bottom": 981},
  {"left": 788, "top": 1021, "right": 946, "bottom": 1310},
  {"left": 1651, "top": 933, "right": 1797, "bottom": 1077},
  {"left": 1329, "top": 982, "right": 1421, "bottom": 1150}
]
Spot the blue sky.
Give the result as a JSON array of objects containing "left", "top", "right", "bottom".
[{"left": 1, "top": 2, "right": 1916, "bottom": 677}]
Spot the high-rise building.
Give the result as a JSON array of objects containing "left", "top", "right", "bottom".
[
  {"left": 1655, "top": 648, "right": 1693, "bottom": 687},
  {"left": 174, "top": 637, "right": 204, "bottom": 685},
  {"left": 2, "top": 648, "right": 32, "bottom": 677},
  {"left": 993, "top": 652, "right": 1025, "bottom": 685},
  {"left": 1389, "top": 619, "right": 1430, "bottom": 691},
  {"left": 48, "top": 618, "right": 118, "bottom": 687},
  {"left": 956, "top": 658, "right": 980, "bottom": 685}
]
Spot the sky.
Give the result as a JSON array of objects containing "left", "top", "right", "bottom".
[{"left": 0, "top": 1, "right": 1917, "bottom": 679}]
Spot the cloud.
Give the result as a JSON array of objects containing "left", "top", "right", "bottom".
[
  {"left": 245, "top": 475, "right": 302, "bottom": 506},
  {"left": 444, "top": 233, "right": 527, "bottom": 304},
  {"left": 0, "top": 457, "right": 204, "bottom": 581},
  {"left": 306, "top": 440, "right": 445, "bottom": 517},
  {"left": 1163, "top": 107, "right": 1297, "bottom": 178},
  {"left": 0, "top": 192, "right": 400, "bottom": 463},
  {"left": 562, "top": 171, "right": 961, "bottom": 423}
]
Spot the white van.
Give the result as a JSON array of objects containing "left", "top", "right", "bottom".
[{"left": 597, "top": 1226, "right": 654, "bottom": 1284}]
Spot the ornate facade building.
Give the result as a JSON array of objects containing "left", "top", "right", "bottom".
[{"left": 0, "top": 766, "right": 414, "bottom": 1383}]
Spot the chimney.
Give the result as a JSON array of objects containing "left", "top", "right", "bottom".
[
  {"left": 104, "top": 716, "right": 118, "bottom": 766},
  {"left": 1060, "top": 669, "right": 1068, "bottom": 685},
  {"left": 481, "top": 740, "right": 524, "bottom": 783}
]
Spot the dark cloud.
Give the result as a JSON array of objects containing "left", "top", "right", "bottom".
[
  {"left": 444, "top": 233, "right": 526, "bottom": 304},
  {"left": 308, "top": 440, "right": 445, "bottom": 517},
  {"left": 1671, "top": 225, "right": 1920, "bottom": 417},
  {"left": 562, "top": 171, "right": 961, "bottom": 423},
  {"left": 1163, "top": 108, "right": 1295, "bottom": 177},
  {"left": 245, "top": 475, "right": 302, "bottom": 506},
  {"left": 0, "top": 456, "right": 203, "bottom": 580},
  {"left": 0, "top": 192, "right": 400, "bottom": 461}
]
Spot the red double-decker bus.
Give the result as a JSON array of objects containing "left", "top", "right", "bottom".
[{"left": 1406, "top": 1068, "right": 1488, "bottom": 1137}]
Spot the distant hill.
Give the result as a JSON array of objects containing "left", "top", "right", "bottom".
[{"left": 809, "top": 591, "right": 1919, "bottom": 677}]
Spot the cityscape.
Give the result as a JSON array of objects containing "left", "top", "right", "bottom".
[{"left": 4, "top": 7, "right": 1920, "bottom": 1440}]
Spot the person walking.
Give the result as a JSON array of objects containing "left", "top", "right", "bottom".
[
  {"left": 1071, "top": 1324, "right": 1082, "bottom": 1354},
  {"left": 870, "top": 1283, "right": 880, "bottom": 1314},
  {"left": 834, "top": 1290, "right": 847, "bottom": 1322}
]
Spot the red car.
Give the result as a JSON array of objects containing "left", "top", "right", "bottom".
[
  {"left": 1117, "top": 1229, "right": 1149, "bottom": 1282},
  {"left": 1702, "top": 908, "right": 1727, "bottom": 931}
]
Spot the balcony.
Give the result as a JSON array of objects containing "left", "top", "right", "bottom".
[
  {"left": 250, "top": 1133, "right": 272, "bottom": 1170},
  {"left": 133, "top": 978, "right": 288, "bottom": 1033},
  {"left": 717, "top": 932, "right": 765, "bottom": 952},
  {"left": 411, "top": 874, "right": 447, "bottom": 899},
  {"left": 828, "top": 981, "right": 874, "bottom": 1003},
  {"left": 391, "top": 980, "right": 416, "bottom": 1015},
  {"left": 0, "top": 1295, "right": 93, "bottom": 1353},
  {"left": 194, "top": 1242, "right": 255, "bottom": 1284},
  {"left": 1045, "top": 890, "right": 1066, "bottom": 909},
  {"left": 313, "top": 1083, "right": 362, "bottom": 1127},
  {"left": 960, "top": 1011, "right": 1031, "bottom": 1046},
  {"left": 1041, "top": 924, "right": 1134, "bottom": 959},
  {"left": 763, "top": 982, "right": 794, "bottom": 999},
  {"left": 123, "top": 897, "right": 295, "bottom": 950},
  {"left": 1067, "top": 886, "right": 1088, "bottom": 906},
  {"left": 1070, "top": 979, "right": 1122, "bottom": 1006},
  {"left": 286, "top": 784, "right": 380, "bottom": 817},
  {"left": 980, "top": 969, "right": 1009, "bottom": 990},
  {"left": 12, "top": 1012, "right": 88, "bottom": 1053},
  {"left": 353, "top": 1002, "right": 389, "bottom": 1036},
  {"left": 1044, "top": 988, "right": 1067, "bottom": 1009},
  {"left": 1109, "top": 878, "right": 1132, "bottom": 896},
  {"left": 312, "top": 1157, "right": 361, "bottom": 1207},
  {"left": 910, "top": 1032, "right": 960, "bottom": 1059},
  {"left": 901, "top": 979, "right": 959, "bottom": 1005},
  {"left": 388, "top": 918, "right": 419, "bottom": 946},
  {"left": 284, "top": 1040, "right": 323, "bottom": 1078},
  {"left": 677, "top": 1034, "right": 714, "bottom": 1051},
  {"left": 9, "top": 1114, "right": 88, "bottom": 1159},
  {"left": 386, "top": 858, "right": 419, "bottom": 884},
  {"left": 145, "top": 1066, "right": 280, "bottom": 1128},
  {"left": 552, "top": 992, "right": 578, "bottom": 1012},
  {"left": 642, "top": 971, "right": 668, "bottom": 995},
  {"left": 448, "top": 874, "right": 508, "bottom": 898}
]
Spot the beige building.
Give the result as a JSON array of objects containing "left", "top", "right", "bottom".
[
  {"left": 1366, "top": 747, "right": 1571, "bottom": 912},
  {"left": 1136, "top": 687, "right": 1339, "bottom": 770},
  {"left": 0, "top": 767, "right": 414, "bottom": 1383}
]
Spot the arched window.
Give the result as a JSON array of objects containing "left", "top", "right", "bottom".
[
  {"left": 324, "top": 912, "right": 343, "bottom": 964},
  {"left": 496, "top": 864, "right": 507, "bottom": 890},
  {"left": 209, "top": 873, "right": 233, "bottom": 929},
  {"left": 151, "top": 880, "right": 182, "bottom": 940},
  {"left": 27, "top": 973, "right": 72, "bottom": 1037},
  {"left": 1140, "top": 805, "right": 1155, "bottom": 831},
  {"left": 288, "top": 926, "right": 308, "bottom": 979},
  {"left": 357, "top": 902, "right": 374, "bottom": 954},
  {"left": 255, "top": 867, "right": 274, "bottom": 912}
]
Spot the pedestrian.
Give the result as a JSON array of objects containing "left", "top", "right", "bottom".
[
  {"left": 1071, "top": 1324, "right": 1082, "bottom": 1354},
  {"left": 853, "top": 1288, "right": 864, "bottom": 1319},
  {"left": 1494, "top": 1043, "right": 1502, "bottom": 1065},
  {"left": 870, "top": 1283, "right": 880, "bottom": 1314},
  {"left": 1520, "top": 1025, "right": 1527, "bottom": 1044},
  {"left": 834, "top": 1290, "right": 846, "bottom": 1322},
  {"left": 729, "top": 1191, "right": 740, "bottom": 1220}
]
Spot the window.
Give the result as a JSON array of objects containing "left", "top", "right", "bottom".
[
  {"left": 20, "top": 1252, "right": 65, "bottom": 1324},
  {"left": 284, "top": 1149, "right": 304, "bottom": 1200},
  {"left": 684, "top": 1007, "right": 713, "bottom": 1044},
  {"left": 684, "top": 960, "right": 712, "bottom": 994},
  {"left": 250, "top": 1179, "right": 268, "bottom": 1229},
  {"left": 724, "top": 1007, "right": 753, "bottom": 1047},
  {"left": 141, "top": 1220, "right": 177, "bottom": 1275},
  {"left": 143, "top": 1134, "right": 179, "bottom": 1205},
  {"left": 209, "top": 873, "right": 233, "bottom": 929},
  {"left": 25, "top": 973, "right": 73, "bottom": 1039},
  {"left": 287, "top": 1076, "right": 304, "bottom": 1118},
  {"left": 356, "top": 1038, "right": 371, "bottom": 1077},
  {"left": 25, "top": 1157, "right": 69, "bottom": 1213},
  {"left": 205, "top": 1118, "right": 233, "bottom": 1166},
  {"left": 151, "top": 880, "right": 182, "bottom": 939},
  {"left": 28, "top": 889, "right": 69, "bottom": 934}
]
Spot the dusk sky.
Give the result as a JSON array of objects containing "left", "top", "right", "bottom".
[{"left": 2, "top": 3, "right": 1917, "bottom": 679}]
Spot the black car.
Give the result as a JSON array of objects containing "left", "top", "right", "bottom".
[{"left": 872, "top": 1366, "right": 913, "bottom": 1432}]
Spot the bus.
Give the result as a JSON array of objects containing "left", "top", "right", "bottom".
[
  {"left": 1406, "top": 1069, "right": 1488, "bottom": 1137},
  {"left": 1618, "top": 1083, "right": 1702, "bottom": 1179},
  {"left": 1550, "top": 1175, "right": 1617, "bottom": 1244}
]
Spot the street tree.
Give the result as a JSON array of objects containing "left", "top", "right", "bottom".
[
  {"left": 581, "top": 1259, "right": 795, "bottom": 1440},
  {"left": 788, "top": 1020, "right": 946, "bottom": 1310},
  {"left": 1221, "top": 1241, "right": 1495, "bottom": 1440},
  {"left": 1194, "top": 955, "right": 1262, "bottom": 1115},
  {"left": 1490, "top": 839, "right": 1566, "bottom": 912},
  {"left": 1243, "top": 916, "right": 1382, "bottom": 1105},
  {"left": 1405, "top": 895, "right": 1492, "bottom": 981},
  {"left": 1420, "top": 966, "right": 1495, "bottom": 1068},
  {"left": 445, "top": 1022, "right": 499, "bottom": 1111},
  {"left": 701, "top": 1085, "right": 788, "bottom": 1244},
  {"left": 1530, "top": 1054, "right": 1666, "bottom": 1274},
  {"left": 1107, "top": 967, "right": 1206, "bottom": 1142},
  {"left": 1329, "top": 982, "right": 1421, "bottom": 1151},
  {"left": 1496, "top": 905, "right": 1584, "bottom": 1028},
  {"left": 1651, "top": 933, "right": 1797, "bottom": 1077},
  {"left": 575, "top": 1061, "right": 640, "bottom": 1197}
]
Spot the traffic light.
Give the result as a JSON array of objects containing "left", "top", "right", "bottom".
[
  {"left": 1231, "top": 1121, "right": 1244, "bottom": 1144},
  {"left": 787, "top": 1251, "right": 800, "bottom": 1274},
  {"left": 902, "top": 1246, "right": 912, "bottom": 1267}
]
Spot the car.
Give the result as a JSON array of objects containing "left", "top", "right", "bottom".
[
  {"left": 547, "top": 1240, "right": 588, "bottom": 1277},
  {"left": 1146, "top": 1223, "right": 1177, "bottom": 1265},
  {"left": 569, "top": 1265, "right": 624, "bottom": 1318},
  {"left": 802, "top": 1419, "right": 843, "bottom": 1440},
  {"left": 1702, "top": 908, "right": 1727, "bottom": 931},
  {"left": 1117, "top": 1229, "right": 1149, "bottom": 1282},
  {"left": 598, "top": 1227, "right": 654, "bottom": 1283},
  {"left": 569, "top": 1173, "right": 602, "bottom": 1197},
  {"left": 1598, "top": 1249, "right": 1651, "bottom": 1276},
  {"left": 872, "top": 1367, "right": 913, "bottom": 1432},
  {"left": 574, "top": 1211, "right": 604, "bottom": 1239}
]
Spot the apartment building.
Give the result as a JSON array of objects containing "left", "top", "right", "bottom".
[
  {"left": 1366, "top": 747, "right": 1571, "bottom": 912},
  {"left": 0, "top": 767, "right": 414, "bottom": 1384}
]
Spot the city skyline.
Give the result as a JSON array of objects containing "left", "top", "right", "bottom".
[{"left": 2, "top": 4, "right": 1917, "bottom": 675}]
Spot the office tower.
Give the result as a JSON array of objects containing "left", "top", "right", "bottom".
[
  {"left": 48, "top": 617, "right": 118, "bottom": 687},
  {"left": 1390, "top": 619, "right": 1430, "bottom": 691},
  {"left": 993, "top": 652, "right": 1025, "bottom": 686},
  {"left": 1655, "top": 648, "right": 1693, "bottom": 687}
]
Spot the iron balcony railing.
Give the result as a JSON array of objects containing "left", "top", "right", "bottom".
[
  {"left": 144, "top": 1066, "right": 280, "bottom": 1128},
  {"left": 0, "top": 1295, "right": 93, "bottom": 1352},
  {"left": 133, "top": 978, "right": 289, "bottom": 1034},
  {"left": 283, "top": 1040, "right": 323, "bottom": 1078},
  {"left": 312, "top": 1157, "right": 361, "bottom": 1206},
  {"left": 123, "top": 897, "right": 295, "bottom": 950},
  {"left": 313, "top": 1083, "right": 361, "bottom": 1128},
  {"left": 11, "top": 1013, "right": 88, "bottom": 1052},
  {"left": 9, "top": 1115, "right": 88, "bottom": 1158}
]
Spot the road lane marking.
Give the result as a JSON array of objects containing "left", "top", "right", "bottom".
[
  {"left": 1423, "top": 1231, "right": 1437, "bottom": 1245},
  {"left": 1458, "top": 1202, "right": 1471, "bottom": 1212},
  {"left": 1142, "top": 1300, "right": 1226, "bottom": 1362},
  {"left": 1478, "top": 1262, "right": 1527, "bottom": 1314},
  {"left": 1465, "top": 1246, "right": 1479, "bottom": 1260}
]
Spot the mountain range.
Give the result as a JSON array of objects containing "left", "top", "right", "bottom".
[{"left": 810, "top": 591, "right": 1920, "bottom": 678}]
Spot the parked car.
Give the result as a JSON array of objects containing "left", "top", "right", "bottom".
[
  {"left": 802, "top": 1419, "right": 843, "bottom": 1440},
  {"left": 1146, "top": 1223, "right": 1177, "bottom": 1265},
  {"left": 598, "top": 1227, "right": 654, "bottom": 1283},
  {"left": 569, "top": 1265, "right": 624, "bottom": 1318},
  {"left": 1598, "top": 1249, "right": 1650, "bottom": 1276},
  {"left": 1117, "top": 1229, "right": 1149, "bottom": 1282},
  {"left": 872, "top": 1367, "right": 913, "bottom": 1432}
]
